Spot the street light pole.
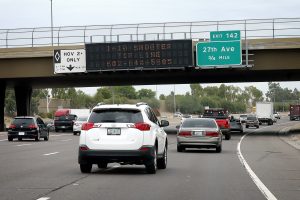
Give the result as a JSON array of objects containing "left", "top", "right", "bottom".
[
  {"left": 173, "top": 85, "right": 176, "bottom": 113},
  {"left": 50, "top": 0, "right": 53, "bottom": 46}
]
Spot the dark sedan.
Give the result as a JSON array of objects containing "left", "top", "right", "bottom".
[
  {"left": 7, "top": 116, "right": 49, "bottom": 141},
  {"left": 230, "top": 117, "right": 243, "bottom": 133}
]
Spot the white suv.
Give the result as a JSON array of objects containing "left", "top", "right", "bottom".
[{"left": 78, "top": 103, "right": 169, "bottom": 174}]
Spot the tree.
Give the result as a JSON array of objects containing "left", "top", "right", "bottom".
[
  {"left": 137, "top": 89, "right": 156, "bottom": 99},
  {"left": 114, "top": 86, "right": 137, "bottom": 99},
  {"left": 4, "top": 89, "right": 16, "bottom": 117}
]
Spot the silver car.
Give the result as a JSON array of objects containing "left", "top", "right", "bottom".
[
  {"left": 177, "top": 118, "right": 222, "bottom": 153},
  {"left": 73, "top": 116, "right": 88, "bottom": 135}
]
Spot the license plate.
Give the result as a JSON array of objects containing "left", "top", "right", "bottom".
[
  {"left": 107, "top": 128, "right": 121, "bottom": 135},
  {"left": 19, "top": 132, "right": 25, "bottom": 136},
  {"left": 194, "top": 131, "right": 203, "bottom": 136}
]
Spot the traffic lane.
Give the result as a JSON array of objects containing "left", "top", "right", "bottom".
[
  {"left": 241, "top": 122, "right": 300, "bottom": 200},
  {"left": 42, "top": 134, "right": 265, "bottom": 200},
  {"left": 0, "top": 133, "right": 85, "bottom": 200}
]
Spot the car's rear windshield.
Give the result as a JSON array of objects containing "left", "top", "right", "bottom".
[
  {"left": 203, "top": 110, "right": 228, "bottom": 119},
  {"left": 247, "top": 116, "right": 257, "bottom": 120},
  {"left": 89, "top": 109, "right": 143, "bottom": 123},
  {"left": 240, "top": 115, "right": 247, "bottom": 117},
  {"left": 13, "top": 118, "right": 34, "bottom": 126},
  {"left": 182, "top": 119, "right": 217, "bottom": 128}
]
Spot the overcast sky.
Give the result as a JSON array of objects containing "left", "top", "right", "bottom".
[{"left": 1, "top": 0, "right": 300, "bottom": 96}]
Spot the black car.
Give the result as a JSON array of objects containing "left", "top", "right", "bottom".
[
  {"left": 230, "top": 117, "right": 243, "bottom": 133},
  {"left": 7, "top": 116, "right": 49, "bottom": 141}
]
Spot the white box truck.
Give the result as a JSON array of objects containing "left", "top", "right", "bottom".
[{"left": 256, "top": 102, "right": 274, "bottom": 125}]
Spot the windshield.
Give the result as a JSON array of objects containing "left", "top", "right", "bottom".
[
  {"left": 89, "top": 109, "right": 143, "bottom": 123},
  {"left": 247, "top": 116, "right": 257, "bottom": 120}
]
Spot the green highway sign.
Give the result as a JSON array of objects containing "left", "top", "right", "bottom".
[
  {"left": 196, "top": 41, "right": 242, "bottom": 67},
  {"left": 210, "top": 30, "right": 241, "bottom": 41}
]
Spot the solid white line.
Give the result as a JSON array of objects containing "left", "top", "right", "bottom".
[
  {"left": 36, "top": 197, "right": 50, "bottom": 200},
  {"left": 51, "top": 134, "right": 71, "bottom": 137},
  {"left": 16, "top": 144, "right": 32, "bottom": 147},
  {"left": 0, "top": 139, "right": 8, "bottom": 142},
  {"left": 43, "top": 152, "right": 59, "bottom": 156},
  {"left": 237, "top": 129, "right": 278, "bottom": 200}
]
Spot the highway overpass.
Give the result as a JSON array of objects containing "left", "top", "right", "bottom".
[{"left": 1, "top": 18, "right": 300, "bottom": 131}]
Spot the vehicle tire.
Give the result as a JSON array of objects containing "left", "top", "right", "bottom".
[
  {"left": 157, "top": 146, "right": 167, "bottom": 169},
  {"left": 55, "top": 129, "right": 59, "bottom": 132},
  {"left": 216, "top": 145, "right": 222, "bottom": 153},
  {"left": 256, "top": 125, "right": 259, "bottom": 129},
  {"left": 246, "top": 125, "right": 249, "bottom": 128},
  {"left": 225, "top": 134, "right": 231, "bottom": 140},
  {"left": 44, "top": 132, "right": 49, "bottom": 141},
  {"left": 35, "top": 132, "right": 40, "bottom": 141},
  {"left": 80, "top": 163, "right": 92, "bottom": 173},
  {"left": 97, "top": 163, "right": 108, "bottom": 169},
  {"left": 73, "top": 132, "right": 77, "bottom": 135},
  {"left": 18, "top": 137, "right": 22, "bottom": 141},
  {"left": 145, "top": 147, "right": 157, "bottom": 174},
  {"left": 8, "top": 136, "right": 13, "bottom": 141},
  {"left": 240, "top": 130, "right": 243, "bottom": 134},
  {"left": 177, "top": 144, "right": 183, "bottom": 152}
]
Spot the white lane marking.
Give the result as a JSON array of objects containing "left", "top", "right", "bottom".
[
  {"left": 36, "top": 197, "right": 50, "bottom": 200},
  {"left": 16, "top": 144, "right": 32, "bottom": 147},
  {"left": 237, "top": 128, "right": 278, "bottom": 200},
  {"left": 60, "top": 139, "right": 72, "bottom": 142},
  {"left": 50, "top": 134, "right": 71, "bottom": 137},
  {"left": 0, "top": 139, "right": 8, "bottom": 142},
  {"left": 43, "top": 152, "right": 59, "bottom": 156}
]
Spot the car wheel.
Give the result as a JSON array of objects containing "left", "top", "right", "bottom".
[
  {"left": 97, "top": 163, "right": 108, "bottom": 169},
  {"left": 216, "top": 145, "right": 222, "bottom": 153},
  {"left": 177, "top": 144, "right": 183, "bottom": 152},
  {"left": 240, "top": 129, "right": 243, "bottom": 133},
  {"left": 145, "top": 147, "right": 157, "bottom": 174},
  {"left": 18, "top": 137, "right": 22, "bottom": 141},
  {"left": 35, "top": 132, "right": 40, "bottom": 141},
  {"left": 55, "top": 129, "right": 59, "bottom": 132},
  {"left": 256, "top": 125, "right": 259, "bottom": 129},
  {"left": 44, "top": 132, "right": 49, "bottom": 141},
  {"left": 157, "top": 146, "right": 167, "bottom": 169},
  {"left": 80, "top": 163, "right": 92, "bottom": 173},
  {"left": 73, "top": 132, "right": 77, "bottom": 135},
  {"left": 246, "top": 125, "right": 249, "bottom": 128},
  {"left": 8, "top": 136, "right": 13, "bottom": 141},
  {"left": 225, "top": 134, "right": 231, "bottom": 140}
]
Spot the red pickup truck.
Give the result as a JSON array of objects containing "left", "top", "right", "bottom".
[{"left": 202, "top": 108, "right": 231, "bottom": 140}]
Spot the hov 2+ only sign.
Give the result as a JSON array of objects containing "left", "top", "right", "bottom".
[
  {"left": 196, "top": 30, "right": 242, "bottom": 67},
  {"left": 54, "top": 49, "right": 86, "bottom": 74}
]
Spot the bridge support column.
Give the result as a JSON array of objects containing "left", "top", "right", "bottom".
[
  {"left": 14, "top": 86, "right": 32, "bottom": 116},
  {"left": 0, "top": 81, "right": 6, "bottom": 131}
]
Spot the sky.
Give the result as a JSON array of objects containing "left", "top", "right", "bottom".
[{"left": 1, "top": 0, "right": 300, "bottom": 96}]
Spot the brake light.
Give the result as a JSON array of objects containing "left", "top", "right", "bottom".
[
  {"left": 28, "top": 124, "right": 37, "bottom": 129},
  {"left": 224, "top": 119, "right": 230, "bottom": 128},
  {"left": 139, "top": 146, "right": 151, "bottom": 151},
  {"left": 205, "top": 131, "right": 220, "bottom": 137},
  {"left": 9, "top": 124, "right": 16, "bottom": 129},
  {"left": 178, "top": 131, "right": 192, "bottom": 137},
  {"left": 79, "top": 145, "right": 89, "bottom": 151},
  {"left": 134, "top": 122, "right": 151, "bottom": 131},
  {"left": 81, "top": 122, "right": 95, "bottom": 131}
]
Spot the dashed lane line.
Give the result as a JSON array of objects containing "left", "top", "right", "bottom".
[
  {"left": 0, "top": 139, "right": 8, "bottom": 142},
  {"left": 16, "top": 144, "right": 33, "bottom": 147},
  {"left": 43, "top": 152, "right": 59, "bottom": 156},
  {"left": 36, "top": 197, "right": 50, "bottom": 200}
]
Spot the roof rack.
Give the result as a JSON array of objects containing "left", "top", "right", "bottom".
[{"left": 136, "top": 102, "right": 148, "bottom": 107}]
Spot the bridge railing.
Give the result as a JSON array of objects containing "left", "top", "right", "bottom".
[{"left": 0, "top": 18, "right": 300, "bottom": 48}]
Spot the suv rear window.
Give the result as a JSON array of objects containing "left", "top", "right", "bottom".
[
  {"left": 13, "top": 118, "right": 34, "bottom": 126},
  {"left": 89, "top": 109, "right": 143, "bottom": 123}
]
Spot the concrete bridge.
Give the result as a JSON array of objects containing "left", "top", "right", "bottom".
[{"left": 1, "top": 18, "right": 300, "bottom": 130}]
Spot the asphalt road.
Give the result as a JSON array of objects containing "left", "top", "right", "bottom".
[{"left": 0, "top": 117, "right": 299, "bottom": 200}]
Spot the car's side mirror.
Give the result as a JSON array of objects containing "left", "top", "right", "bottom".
[{"left": 160, "top": 120, "right": 169, "bottom": 127}]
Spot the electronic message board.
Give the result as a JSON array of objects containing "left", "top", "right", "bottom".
[{"left": 85, "top": 40, "right": 193, "bottom": 71}]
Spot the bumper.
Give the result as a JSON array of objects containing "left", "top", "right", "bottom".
[
  {"left": 177, "top": 136, "right": 221, "bottom": 148},
  {"left": 8, "top": 131, "right": 38, "bottom": 138},
  {"left": 55, "top": 125, "right": 73, "bottom": 130},
  {"left": 78, "top": 146, "right": 155, "bottom": 165},
  {"left": 73, "top": 126, "right": 81, "bottom": 132}
]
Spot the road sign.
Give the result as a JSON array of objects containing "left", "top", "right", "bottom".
[
  {"left": 210, "top": 30, "right": 241, "bottom": 41},
  {"left": 54, "top": 49, "right": 86, "bottom": 74},
  {"left": 196, "top": 41, "right": 242, "bottom": 67}
]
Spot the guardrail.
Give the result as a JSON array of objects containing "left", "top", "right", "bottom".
[{"left": 0, "top": 18, "right": 300, "bottom": 48}]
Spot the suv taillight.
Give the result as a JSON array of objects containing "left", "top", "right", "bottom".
[
  {"left": 9, "top": 124, "right": 16, "bottom": 129},
  {"left": 134, "top": 122, "right": 151, "bottom": 131},
  {"left": 205, "top": 131, "right": 219, "bottom": 137},
  {"left": 178, "top": 131, "right": 192, "bottom": 137},
  {"left": 81, "top": 122, "right": 95, "bottom": 131},
  {"left": 28, "top": 124, "right": 37, "bottom": 129}
]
